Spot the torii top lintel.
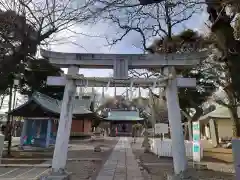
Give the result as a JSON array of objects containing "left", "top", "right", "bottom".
[{"left": 40, "top": 49, "right": 208, "bottom": 69}]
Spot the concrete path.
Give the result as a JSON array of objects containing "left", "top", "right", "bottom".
[
  {"left": 0, "top": 167, "right": 49, "bottom": 179},
  {"left": 96, "top": 137, "right": 144, "bottom": 180}
]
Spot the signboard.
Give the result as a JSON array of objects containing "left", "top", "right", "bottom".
[
  {"left": 193, "top": 133, "right": 200, "bottom": 141},
  {"left": 192, "top": 142, "right": 201, "bottom": 162},
  {"left": 192, "top": 121, "right": 201, "bottom": 162},
  {"left": 155, "top": 123, "right": 168, "bottom": 134}
]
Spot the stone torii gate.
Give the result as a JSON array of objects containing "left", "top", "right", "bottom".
[{"left": 41, "top": 49, "right": 207, "bottom": 178}]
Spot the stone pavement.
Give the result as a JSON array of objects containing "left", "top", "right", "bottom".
[
  {"left": 0, "top": 167, "right": 49, "bottom": 179},
  {"left": 96, "top": 137, "right": 143, "bottom": 180}
]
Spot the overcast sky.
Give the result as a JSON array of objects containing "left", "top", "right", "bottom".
[
  {"left": 0, "top": 2, "right": 211, "bottom": 113},
  {"left": 48, "top": 7, "right": 209, "bottom": 97}
]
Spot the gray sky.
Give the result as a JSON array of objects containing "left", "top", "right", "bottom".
[{"left": 48, "top": 8, "right": 209, "bottom": 97}]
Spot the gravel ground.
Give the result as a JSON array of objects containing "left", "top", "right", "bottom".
[
  {"left": 66, "top": 160, "right": 102, "bottom": 180},
  {"left": 131, "top": 139, "right": 235, "bottom": 180},
  {"left": 66, "top": 137, "right": 119, "bottom": 180}
]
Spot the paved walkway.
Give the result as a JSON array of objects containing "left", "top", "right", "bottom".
[
  {"left": 96, "top": 137, "right": 144, "bottom": 180},
  {"left": 0, "top": 167, "right": 49, "bottom": 179}
]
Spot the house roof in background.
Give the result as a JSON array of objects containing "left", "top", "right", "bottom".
[{"left": 199, "top": 104, "right": 240, "bottom": 121}]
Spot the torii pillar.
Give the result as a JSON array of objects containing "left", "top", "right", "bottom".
[
  {"left": 51, "top": 66, "right": 78, "bottom": 175},
  {"left": 42, "top": 49, "right": 204, "bottom": 178},
  {"left": 164, "top": 66, "right": 187, "bottom": 175}
]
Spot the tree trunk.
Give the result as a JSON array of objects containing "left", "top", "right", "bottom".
[
  {"left": 180, "top": 110, "right": 192, "bottom": 140},
  {"left": 0, "top": 95, "right": 5, "bottom": 109},
  {"left": 181, "top": 108, "right": 203, "bottom": 141},
  {"left": 6, "top": 84, "right": 13, "bottom": 156},
  {"left": 229, "top": 106, "right": 240, "bottom": 137},
  {"left": 187, "top": 121, "right": 193, "bottom": 141},
  {"left": 184, "top": 123, "right": 189, "bottom": 140}
]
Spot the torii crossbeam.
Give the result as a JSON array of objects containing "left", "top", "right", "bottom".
[
  {"left": 47, "top": 75, "right": 196, "bottom": 88},
  {"left": 41, "top": 49, "right": 206, "bottom": 79},
  {"left": 41, "top": 49, "right": 208, "bottom": 178}
]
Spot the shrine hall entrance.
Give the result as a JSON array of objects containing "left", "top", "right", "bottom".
[
  {"left": 114, "top": 123, "right": 132, "bottom": 136},
  {"left": 103, "top": 110, "right": 144, "bottom": 137},
  {"left": 116, "top": 124, "right": 131, "bottom": 134}
]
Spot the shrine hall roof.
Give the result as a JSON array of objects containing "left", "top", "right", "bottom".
[
  {"left": 104, "top": 110, "right": 144, "bottom": 121},
  {"left": 9, "top": 92, "right": 93, "bottom": 117}
]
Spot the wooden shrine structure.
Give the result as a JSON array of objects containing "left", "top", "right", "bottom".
[
  {"left": 104, "top": 110, "right": 144, "bottom": 137},
  {"left": 8, "top": 92, "right": 95, "bottom": 148},
  {"left": 40, "top": 49, "right": 207, "bottom": 176}
]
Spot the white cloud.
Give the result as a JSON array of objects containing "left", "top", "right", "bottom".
[
  {"left": 49, "top": 22, "right": 143, "bottom": 54},
  {"left": 49, "top": 22, "right": 145, "bottom": 96},
  {"left": 45, "top": 10, "right": 209, "bottom": 97}
]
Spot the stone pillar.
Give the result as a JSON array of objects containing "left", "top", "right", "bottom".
[
  {"left": 51, "top": 66, "right": 79, "bottom": 173},
  {"left": 46, "top": 119, "right": 52, "bottom": 148},
  {"left": 20, "top": 119, "right": 27, "bottom": 147},
  {"left": 164, "top": 66, "right": 187, "bottom": 175}
]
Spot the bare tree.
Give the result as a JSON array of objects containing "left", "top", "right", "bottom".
[
  {"left": 0, "top": 0, "right": 101, "bottom": 53},
  {"left": 92, "top": 0, "right": 207, "bottom": 138},
  {"left": 0, "top": 0, "right": 107, "bottom": 155},
  {"left": 90, "top": 0, "right": 202, "bottom": 50},
  {"left": 0, "top": 0, "right": 107, "bottom": 90}
]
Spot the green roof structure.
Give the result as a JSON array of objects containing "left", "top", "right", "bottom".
[
  {"left": 104, "top": 110, "right": 144, "bottom": 121},
  {"left": 9, "top": 92, "right": 93, "bottom": 117},
  {"left": 199, "top": 104, "right": 240, "bottom": 121}
]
